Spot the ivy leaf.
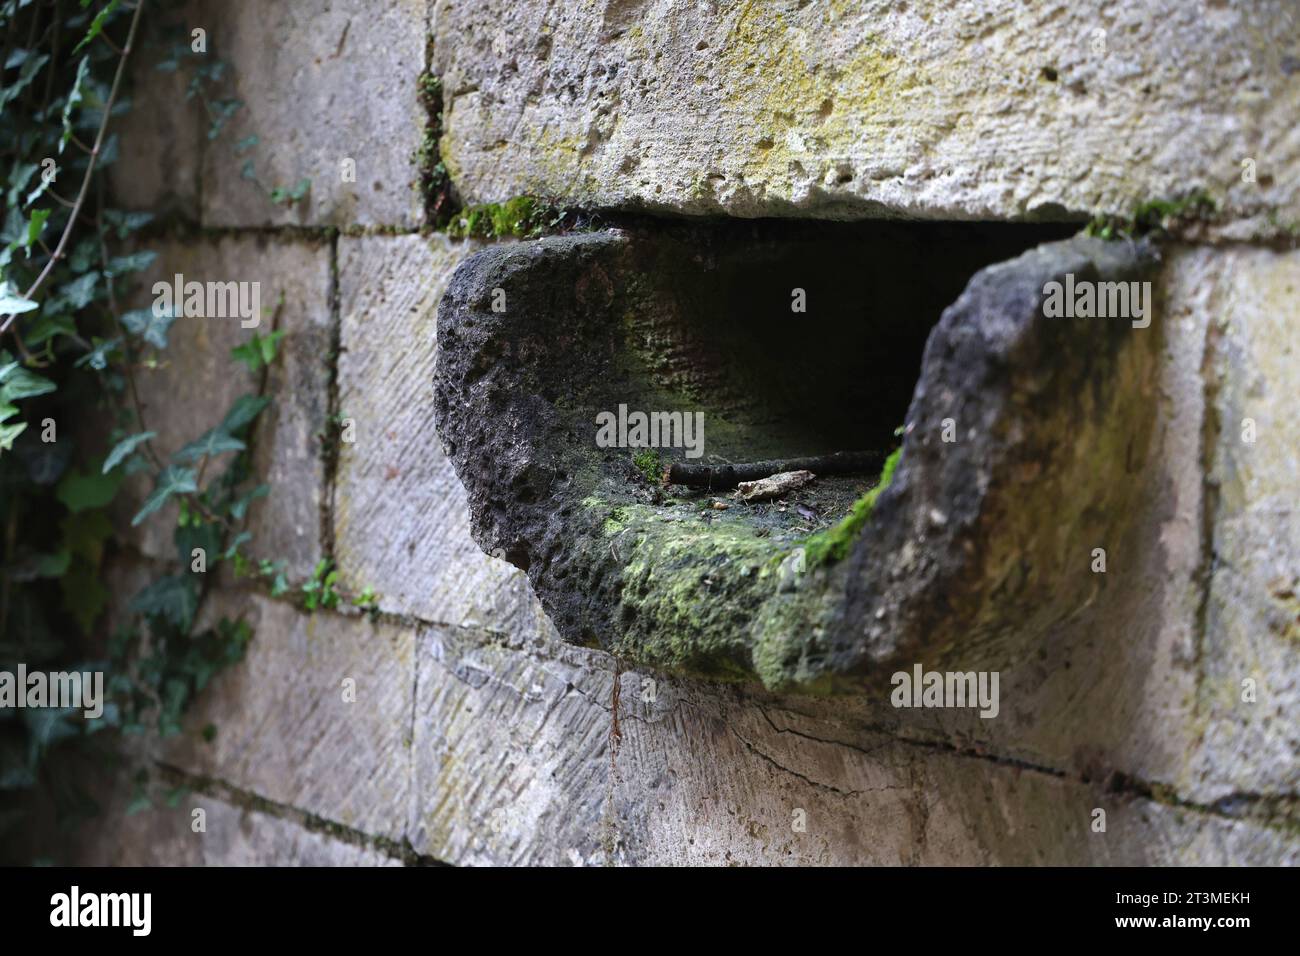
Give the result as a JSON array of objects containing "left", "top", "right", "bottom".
[
  {"left": 0, "top": 52, "right": 49, "bottom": 109},
  {"left": 73, "top": 0, "right": 122, "bottom": 55},
  {"left": 67, "top": 235, "right": 98, "bottom": 273},
  {"left": 53, "top": 270, "right": 99, "bottom": 310},
  {"left": 102, "top": 209, "right": 152, "bottom": 239},
  {"left": 21, "top": 207, "right": 50, "bottom": 257},
  {"left": 33, "top": 550, "right": 71, "bottom": 577},
  {"left": 104, "top": 250, "right": 157, "bottom": 277},
  {"left": 121, "top": 306, "right": 176, "bottom": 349},
  {"left": 205, "top": 98, "right": 242, "bottom": 139},
  {"left": 103, "top": 430, "right": 155, "bottom": 472},
  {"left": 220, "top": 394, "right": 269, "bottom": 433},
  {"left": 221, "top": 530, "right": 252, "bottom": 560},
  {"left": 131, "top": 465, "right": 197, "bottom": 526},
  {"left": 124, "top": 789, "right": 152, "bottom": 817},
  {"left": 230, "top": 330, "right": 284, "bottom": 372},
  {"left": 171, "top": 428, "right": 244, "bottom": 464},
  {"left": 0, "top": 355, "right": 55, "bottom": 450},
  {"left": 0, "top": 281, "right": 38, "bottom": 315},
  {"left": 6, "top": 164, "right": 38, "bottom": 207},
  {"left": 60, "top": 56, "right": 92, "bottom": 154},
  {"left": 61, "top": 509, "right": 114, "bottom": 566},
  {"left": 0, "top": 421, "right": 26, "bottom": 452},
  {"left": 57, "top": 468, "right": 123, "bottom": 512},
  {"left": 229, "top": 483, "right": 269, "bottom": 521},
  {"left": 0, "top": 357, "right": 56, "bottom": 401},
  {"left": 25, "top": 164, "right": 55, "bottom": 208},
  {"left": 174, "top": 520, "right": 220, "bottom": 569},
  {"left": 270, "top": 178, "right": 311, "bottom": 205},
  {"left": 130, "top": 575, "right": 198, "bottom": 631},
  {"left": 24, "top": 313, "right": 77, "bottom": 347},
  {"left": 73, "top": 336, "right": 120, "bottom": 371}
]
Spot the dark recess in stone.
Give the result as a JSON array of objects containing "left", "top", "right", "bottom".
[
  {"left": 434, "top": 219, "right": 1154, "bottom": 691},
  {"left": 607, "top": 219, "right": 1078, "bottom": 462}
]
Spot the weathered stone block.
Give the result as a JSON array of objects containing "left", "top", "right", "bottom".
[
  {"left": 71, "top": 785, "right": 401, "bottom": 866},
  {"left": 1181, "top": 246, "right": 1300, "bottom": 801},
  {"left": 117, "top": 234, "right": 330, "bottom": 579},
  {"left": 162, "top": 592, "right": 415, "bottom": 841},
  {"left": 334, "top": 233, "right": 551, "bottom": 637},
  {"left": 199, "top": 0, "right": 428, "bottom": 228},
  {"left": 410, "top": 625, "right": 1296, "bottom": 864},
  {"left": 618, "top": 683, "right": 1295, "bottom": 865},
  {"left": 109, "top": 5, "right": 206, "bottom": 220},
  {"left": 433, "top": 0, "right": 1299, "bottom": 236},
  {"left": 411, "top": 625, "right": 611, "bottom": 865}
]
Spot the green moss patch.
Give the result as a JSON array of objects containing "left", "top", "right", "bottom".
[
  {"left": 446, "top": 196, "right": 562, "bottom": 240},
  {"left": 802, "top": 447, "right": 901, "bottom": 569},
  {"left": 1086, "top": 191, "right": 1217, "bottom": 240},
  {"left": 632, "top": 449, "right": 663, "bottom": 484}
]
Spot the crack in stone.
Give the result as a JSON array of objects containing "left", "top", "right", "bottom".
[{"left": 730, "top": 727, "right": 905, "bottom": 799}]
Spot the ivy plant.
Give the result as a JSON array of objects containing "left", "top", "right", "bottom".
[
  {"left": 0, "top": 0, "right": 268, "bottom": 853},
  {"left": 0, "top": 0, "right": 376, "bottom": 862}
]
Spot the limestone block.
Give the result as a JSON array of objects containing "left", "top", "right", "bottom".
[
  {"left": 1185, "top": 245, "right": 1300, "bottom": 800},
  {"left": 162, "top": 592, "right": 415, "bottom": 841},
  {"left": 410, "top": 624, "right": 1297, "bottom": 864},
  {"left": 72, "top": 787, "right": 401, "bottom": 866},
  {"left": 433, "top": 0, "right": 1299, "bottom": 235},
  {"left": 116, "top": 234, "right": 331, "bottom": 579},
  {"left": 411, "top": 625, "right": 611, "bottom": 865},
  {"left": 199, "top": 0, "right": 428, "bottom": 228},
  {"left": 334, "top": 233, "right": 550, "bottom": 637}
]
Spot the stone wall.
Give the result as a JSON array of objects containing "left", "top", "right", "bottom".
[{"left": 74, "top": 0, "right": 1298, "bottom": 865}]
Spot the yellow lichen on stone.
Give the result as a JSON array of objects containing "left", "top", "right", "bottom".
[{"left": 718, "top": 0, "right": 906, "bottom": 198}]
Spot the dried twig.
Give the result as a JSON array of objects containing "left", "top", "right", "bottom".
[
  {"left": 666, "top": 450, "right": 882, "bottom": 491},
  {"left": 734, "top": 469, "right": 816, "bottom": 502}
]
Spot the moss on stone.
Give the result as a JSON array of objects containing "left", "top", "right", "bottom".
[
  {"left": 1086, "top": 190, "right": 1217, "bottom": 240},
  {"left": 591, "top": 499, "right": 781, "bottom": 677},
  {"left": 446, "top": 196, "right": 558, "bottom": 240},
  {"left": 802, "top": 447, "right": 901, "bottom": 569},
  {"left": 415, "top": 49, "right": 455, "bottom": 226},
  {"left": 713, "top": 0, "right": 904, "bottom": 199},
  {"left": 631, "top": 449, "right": 663, "bottom": 484}
]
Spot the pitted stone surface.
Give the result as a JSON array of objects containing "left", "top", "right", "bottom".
[
  {"left": 433, "top": 227, "right": 1162, "bottom": 690},
  {"left": 69, "top": 788, "right": 402, "bottom": 866},
  {"left": 433, "top": 0, "right": 1300, "bottom": 235}
]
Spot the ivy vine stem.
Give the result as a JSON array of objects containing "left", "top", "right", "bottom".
[
  {"left": 0, "top": 0, "right": 146, "bottom": 339},
  {"left": 95, "top": 176, "right": 165, "bottom": 470}
]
